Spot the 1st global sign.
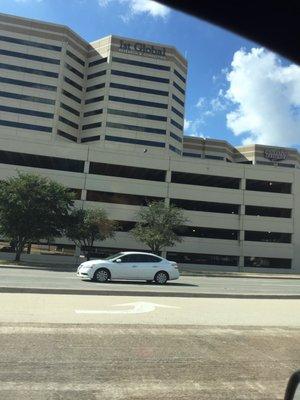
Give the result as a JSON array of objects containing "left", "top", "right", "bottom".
[{"left": 118, "top": 39, "right": 166, "bottom": 58}]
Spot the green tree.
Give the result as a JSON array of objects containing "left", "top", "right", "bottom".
[
  {"left": 131, "top": 201, "right": 187, "bottom": 254},
  {"left": 0, "top": 172, "right": 74, "bottom": 261},
  {"left": 66, "top": 208, "right": 117, "bottom": 260}
]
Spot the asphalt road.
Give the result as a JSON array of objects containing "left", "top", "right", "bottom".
[
  {"left": 1, "top": 266, "right": 300, "bottom": 297},
  {"left": 0, "top": 292, "right": 299, "bottom": 399}
]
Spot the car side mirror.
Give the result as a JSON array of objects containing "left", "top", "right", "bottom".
[
  {"left": 115, "top": 258, "right": 122, "bottom": 263},
  {"left": 285, "top": 370, "right": 300, "bottom": 400}
]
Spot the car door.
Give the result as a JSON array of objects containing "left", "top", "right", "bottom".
[
  {"left": 111, "top": 254, "right": 135, "bottom": 279},
  {"left": 129, "top": 254, "right": 163, "bottom": 280}
]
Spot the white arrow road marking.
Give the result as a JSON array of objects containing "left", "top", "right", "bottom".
[{"left": 75, "top": 301, "right": 180, "bottom": 315}]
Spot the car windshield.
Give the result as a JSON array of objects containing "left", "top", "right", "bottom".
[{"left": 105, "top": 252, "right": 124, "bottom": 260}]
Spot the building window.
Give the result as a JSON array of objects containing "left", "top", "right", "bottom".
[
  {"left": 82, "top": 122, "right": 102, "bottom": 130},
  {"left": 0, "top": 48, "right": 60, "bottom": 64},
  {"left": 166, "top": 252, "right": 239, "bottom": 266},
  {"left": 244, "top": 257, "right": 291, "bottom": 269},
  {"left": 170, "top": 131, "right": 182, "bottom": 143},
  {"left": 0, "top": 90, "right": 55, "bottom": 105},
  {"left": 105, "top": 135, "right": 165, "bottom": 148},
  {"left": 116, "top": 221, "right": 137, "bottom": 232},
  {"left": 89, "top": 161, "right": 166, "bottom": 182},
  {"left": 245, "top": 205, "right": 291, "bottom": 218},
  {"left": 244, "top": 231, "right": 291, "bottom": 243},
  {"left": 86, "top": 83, "right": 105, "bottom": 92},
  {"left": 175, "top": 226, "right": 239, "bottom": 240},
  {"left": 66, "top": 50, "right": 85, "bottom": 66},
  {"left": 170, "top": 118, "right": 183, "bottom": 131},
  {"left": 173, "top": 81, "right": 185, "bottom": 95},
  {"left": 64, "top": 76, "right": 83, "bottom": 91},
  {"left": 183, "top": 152, "right": 202, "bottom": 158},
  {"left": 60, "top": 102, "right": 80, "bottom": 116},
  {"left": 0, "top": 150, "right": 84, "bottom": 172},
  {"left": 86, "top": 190, "right": 163, "bottom": 206},
  {"left": 0, "top": 119, "right": 52, "bottom": 133},
  {"left": 57, "top": 129, "right": 77, "bottom": 142},
  {"left": 62, "top": 89, "right": 81, "bottom": 104},
  {"left": 81, "top": 135, "right": 100, "bottom": 143},
  {"left": 111, "top": 69, "right": 169, "bottom": 83},
  {"left": 0, "top": 34, "right": 61, "bottom": 51},
  {"left": 172, "top": 94, "right": 184, "bottom": 107},
  {"left": 170, "top": 198, "right": 240, "bottom": 214},
  {"left": 85, "top": 95, "right": 104, "bottom": 105},
  {"left": 88, "top": 57, "right": 107, "bottom": 67},
  {"left": 83, "top": 109, "right": 103, "bottom": 117},
  {"left": 87, "top": 70, "right": 106, "bottom": 80},
  {"left": 171, "top": 171, "right": 240, "bottom": 189},
  {"left": 59, "top": 115, "right": 79, "bottom": 129},
  {"left": 112, "top": 56, "right": 170, "bottom": 71},
  {"left": 174, "top": 69, "right": 186, "bottom": 83},
  {"left": 108, "top": 95, "right": 168, "bottom": 109},
  {"left": 106, "top": 121, "right": 166, "bottom": 135},
  {"left": 65, "top": 63, "right": 84, "bottom": 79},
  {"left": 171, "top": 106, "right": 184, "bottom": 119},
  {"left": 204, "top": 155, "right": 224, "bottom": 160},
  {"left": 169, "top": 144, "right": 181, "bottom": 155},
  {"left": 0, "top": 62, "right": 58, "bottom": 78},
  {"left": 0, "top": 76, "right": 56, "bottom": 92},
  {"left": 110, "top": 82, "right": 168, "bottom": 96},
  {"left": 0, "top": 104, "right": 53, "bottom": 119},
  {"left": 107, "top": 108, "right": 167, "bottom": 122},
  {"left": 246, "top": 179, "right": 292, "bottom": 194}
]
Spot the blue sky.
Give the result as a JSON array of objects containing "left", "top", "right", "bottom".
[{"left": 1, "top": 0, "right": 300, "bottom": 147}]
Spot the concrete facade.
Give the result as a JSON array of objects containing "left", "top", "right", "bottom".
[{"left": 0, "top": 13, "right": 299, "bottom": 273}]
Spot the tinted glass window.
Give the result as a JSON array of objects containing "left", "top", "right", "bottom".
[
  {"left": 0, "top": 62, "right": 58, "bottom": 78},
  {"left": 246, "top": 179, "right": 292, "bottom": 194},
  {"left": 173, "top": 81, "right": 185, "bottom": 95},
  {"left": 85, "top": 96, "right": 104, "bottom": 105},
  {"left": 0, "top": 90, "right": 55, "bottom": 105},
  {"left": 0, "top": 150, "right": 84, "bottom": 172},
  {"left": 105, "top": 135, "right": 165, "bottom": 148},
  {"left": 172, "top": 94, "right": 184, "bottom": 107},
  {"left": 83, "top": 109, "right": 103, "bottom": 117},
  {"left": 0, "top": 35, "right": 61, "bottom": 51},
  {"left": 60, "top": 102, "right": 80, "bottom": 116},
  {"left": 110, "top": 82, "right": 168, "bottom": 96},
  {"left": 81, "top": 135, "right": 100, "bottom": 143},
  {"left": 171, "top": 171, "right": 240, "bottom": 189},
  {"left": 109, "top": 95, "right": 168, "bottom": 109},
  {"left": 142, "top": 255, "right": 162, "bottom": 262},
  {"left": 106, "top": 121, "right": 166, "bottom": 135},
  {"left": 64, "top": 76, "right": 83, "bottom": 91},
  {"left": 0, "top": 49, "right": 60, "bottom": 64},
  {"left": 88, "top": 57, "right": 107, "bottom": 67},
  {"left": 89, "top": 161, "right": 166, "bottom": 182},
  {"left": 0, "top": 104, "right": 53, "bottom": 119},
  {"left": 86, "top": 83, "right": 105, "bottom": 92},
  {"left": 66, "top": 50, "right": 85, "bottom": 66},
  {"left": 0, "top": 119, "right": 52, "bottom": 133},
  {"left": 0, "top": 76, "right": 56, "bottom": 91},
  {"left": 65, "top": 63, "right": 84, "bottom": 79},
  {"left": 107, "top": 108, "right": 167, "bottom": 122},
  {"left": 62, "top": 89, "right": 81, "bottom": 104},
  {"left": 111, "top": 70, "right": 169, "bottom": 83},
  {"left": 174, "top": 69, "right": 186, "bottom": 83},
  {"left": 87, "top": 70, "right": 106, "bottom": 80},
  {"left": 57, "top": 129, "right": 77, "bottom": 142}
]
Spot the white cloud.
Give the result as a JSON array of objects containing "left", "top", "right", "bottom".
[
  {"left": 210, "top": 96, "right": 226, "bottom": 112},
  {"left": 184, "top": 118, "right": 191, "bottom": 130},
  {"left": 196, "top": 97, "right": 205, "bottom": 109},
  {"left": 98, "top": 0, "right": 170, "bottom": 19},
  {"left": 184, "top": 118, "right": 205, "bottom": 137},
  {"left": 226, "top": 47, "right": 300, "bottom": 146}
]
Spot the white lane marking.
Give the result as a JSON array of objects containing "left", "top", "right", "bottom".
[{"left": 75, "top": 301, "right": 180, "bottom": 315}]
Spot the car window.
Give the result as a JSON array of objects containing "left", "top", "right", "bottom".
[
  {"left": 117, "top": 254, "right": 135, "bottom": 262},
  {"left": 140, "top": 254, "right": 162, "bottom": 262}
]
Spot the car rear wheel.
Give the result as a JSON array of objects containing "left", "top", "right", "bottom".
[
  {"left": 93, "top": 268, "right": 110, "bottom": 283},
  {"left": 154, "top": 271, "right": 168, "bottom": 285}
]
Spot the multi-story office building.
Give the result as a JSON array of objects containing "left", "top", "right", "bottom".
[{"left": 0, "top": 13, "right": 299, "bottom": 273}]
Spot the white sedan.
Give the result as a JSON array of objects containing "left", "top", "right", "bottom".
[{"left": 76, "top": 251, "right": 180, "bottom": 284}]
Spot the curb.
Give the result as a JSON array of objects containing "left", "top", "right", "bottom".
[{"left": 0, "top": 287, "right": 300, "bottom": 299}]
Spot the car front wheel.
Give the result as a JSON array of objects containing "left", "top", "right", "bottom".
[
  {"left": 93, "top": 268, "right": 110, "bottom": 283},
  {"left": 154, "top": 271, "right": 168, "bottom": 285}
]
